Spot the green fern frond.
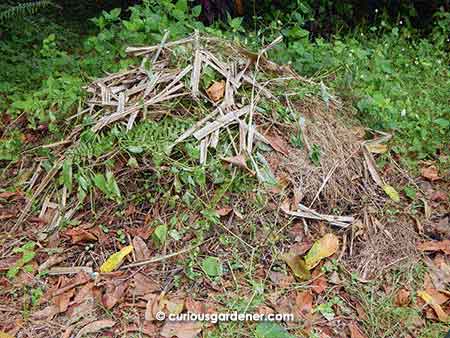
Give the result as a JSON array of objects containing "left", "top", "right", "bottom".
[{"left": 0, "top": 1, "right": 54, "bottom": 22}]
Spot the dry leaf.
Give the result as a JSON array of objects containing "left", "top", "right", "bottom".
[
  {"left": 265, "top": 133, "right": 289, "bottom": 156},
  {"left": 304, "top": 233, "right": 339, "bottom": 270},
  {"left": 38, "top": 255, "right": 65, "bottom": 273},
  {"left": 421, "top": 166, "right": 441, "bottom": 181},
  {"left": 53, "top": 289, "right": 75, "bottom": 313},
  {"left": 366, "top": 143, "right": 388, "bottom": 154},
  {"left": 417, "top": 240, "right": 450, "bottom": 255},
  {"left": 53, "top": 271, "right": 91, "bottom": 297},
  {"left": 160, "top": 321, "right": 203, "bottom": 338},
  {"left": 0, "top": 332, "right": 15, "bottom": 338},
  {"left": 102, "top": 281, "right": 128, "bottom": 309},
  {"left": 132, "top": 273, "right": 160, "bottom": 296},
  {"left": 31, "top": 305, "right": 59, "bottom": 320},
  {"left": 222, "top": 155, "right": 249, "bottom": 171},
  {"left": 206, "top": 80, "right": 225, "bottom": 102},
  {"left": 132, "top": 236, "right": 150, "bottom": 261},
  {"left": 160, "top": 296, "right": 184, "bottom": 315},
  {"left": 65, "top": 228, "right": 97, "bottom": 244},
  {"left": 349, "top": 322, "right": 368, "bottom": 338},
  {"left": 126, "top": 322, "right": 159, "bottom": 336},
  {"left": 394, "top": 288, "right": 410, "bottom": 306},
  {"left": 216, "top": 207, "right": 232, "bottom": 216},
  {"left": 0, "top": 191, "right": 21, "bottom": 199},
  {"left": 144, "top": 293, "right": 160, "bottom": 321},
  {"left": 99, "top": 245, "right": 133, "bottom": 273},
  {"left": 310, "top": 276, "right": 327, "bottom": 294},
  {"left": 74, "top": 319, "right": 116, "bottom": 338},
  {"left": 295, "top": 291, "right": 313, "bottom": 320},
  {"left": 281, "top": 253, "right": 311, "bottom": 280},
  {"left": 418, "top": 290, "right": 449, "bottom": 322}
]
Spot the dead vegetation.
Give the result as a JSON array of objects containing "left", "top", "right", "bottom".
[{"left": 0, "top": 32, "right": 449, "bottom": 337}]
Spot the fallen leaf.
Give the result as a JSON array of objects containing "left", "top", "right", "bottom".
[
  {"left": 0, "top": 255, "right": 20, "bottom": 271},
  {"left": 222, "top": 155, "right": 253, "bottom": 174},
  {"left": 99, "top": 245, "right": 133, "bottom": 273},
  {"left": 160, "top": 321, "right": 203, "bottom": 338},
  {"left": 310, "top": 276, "right": 327, "bottom": 294},
  {"left": 264, "top": 133, "right": 289, "bottom": 156},
  {"left": 0, "top": 191, "right": 21, "bottom": 199},
  {"left": 427, "top": 255, "right": 450, "bottom": 290},
  {"left": 349, "top": 322, "right": 368, "bottom": 338},
  {"left": 418, "top": 290, "right": 449, "bottom": 322},
  {"left": 430, "top": 191, "right": 448, "bottom": 202},
  {"left": 65, "top": 228, "right": 97, "bottom": 244},
  {"left": 304, "top": 233, "right": 339, "bottom": 270},
  {"left": 74, "top": 319, "right": 116, "bottom": 338},
  {"left": 0, "top": 332, "right": 15, "bottom": 338},
  {"left": 132, "top": 273, "right": 160, "bottom": 296},
  {"left": 295, "top": 291, "right": 313, "bottom": 320},
  {"left": 417, "top": 240, "right": 450, "bottom": 255},
  {"left": 269, "top": 271, "right": 294, "bottom": 287},
  {"left": 216, "top": 207, "right": 232, "bottom": 216},
  {"left": 53, "top": 272, "right": 91, "bottom": 297},
  {"left": 132, "top": 236, "right": 150, "bottom": 261},
  {"left": 102, "top": 281, "right": 128, "bottom": 309},
  {"left": 53, "top": 289, "right": 75, "bottom": 313},
  {"left": 144, "top": 293, "right": 160, "bottom": 321},
  {"left": 366, "top": 143, "right": 388, "bottom": 154},
  {"left": 281, "top": 253, "right": 311, "bottom": 280},
  {"left": 394, "top": 288, "right": 410, "bottom": 306},
  {"left": 421, "top": 166, "right": 441, "bottom": 181},
  {"left": 383, "top": 185, "right": 400, "bottom": 202},
  {"left": 206, "top": 80, "right": 225, "bottom": 102},
  {"left": 31, "top": 305, "right": 59, "bottom": 320}
]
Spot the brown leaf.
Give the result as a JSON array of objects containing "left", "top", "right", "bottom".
[
  {"left": 53, "top": 271, "right": 91, "bottom": 297},
  {"left": 264, "top": 133, "right": 289, "bottom": 156},
  {"left": 206, "top": 80, "right": 225, "bottom": 102},
  {"left": 31, "top": 305, "right": 59, "bottom": 320},
  {"left": 349, "top": 322, "right": 368, "bottom": 338},
  {"left": 132, "top": 273, "right": 160, "bottom": 296},
  {"left": 417, "top": 240, "right": 450, "bottom": 255},
  {"left": 74, "top": 319, "right": 116, "bottom": 338},
  {"left": 222, "top": 155, "right": 253, "bottom": 174},
  {"left": 132, "top": 236, "right": 151, "bottom": 261},
  {"left": 73, "top": 282, "right": 95, "bottom": 304},
  {"left": 53, "top": 289, "right": 75, "bottom": 313},
  {"left": 144, "top": 293, "right": 160, "bottom": 321},
  {"left": 295, "top": 291, "right": 313, "bottom": 320},
  {"left": 0, "top": 191, "right": 21, "bottom": 199},
  {"left": 418, "top": 290, "right": 449, "bottom": 322},
  {"left": 216, "top": 207, "right": 232, "bottom": 216},
  {"left": 310, "top": 276, "right": 327, "bottom": 294},
  {"left": 427, "top": 255, "right": 450, "bottom": 290},
  {"left": 268, "top": 271, "right": 294, "bottom": 287},
  {"left": 394, "top": 288, "right": 410, "bottom": 306},
  {"left": 65, "top": 228, "right": 97, "bottom": 244},
  {"left": 102, "top": 281, "right": 128, "bottom": 309},
  {"left": 430, "top": 191, "right": 448, "bottom": 202},
  {"left": 185, "top": 297, "right": 216, "bottom": 314},
  {"left": 160, "top": 321, "right": 203, "bottom": 338},
  {"left": 421, "top": 166, "right": 441, "bottom": 181}
]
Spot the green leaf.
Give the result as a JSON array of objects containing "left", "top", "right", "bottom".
[
  {"left": 62, "top": 159, "right": 73, "bottom": 192},
  {"left": 201, "top": 256, "right": 223, "bottom": 277},
  {"left": 383, "top": 185, "right": 400, "bottom": 202},
  {"left": 192, "top": 5, "right": 202, "bottom": 17},
  {"left": 153, "top": 224, "right": 168, "bottom": 246},
  {"left": 94, "top": 173, "right": 108, "bottom": 194},
  {"left": 403, "top": 186, "right": 416, "bottom": 200},
  {"left": 315, "top": 303, "right": 335, "bottom": 321},
  {"left": 127, "top": 146, "right": 144, "bottom": 154}
]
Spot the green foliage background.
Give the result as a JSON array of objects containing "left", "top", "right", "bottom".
[{"left": 0, "top": 0, "right": 449, "bottom": 163}]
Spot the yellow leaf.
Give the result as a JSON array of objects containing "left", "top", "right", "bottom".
[
  {"left": 366, "top": 143, "right": 388, "bottom": 154},
  {"left": 383, "top": 185, "right": 400, "bottom": 202},
  {"left": 99, "top": 245, "right": 133, "bottom": 273},
  {"left": 281, "top": 253, "right": 311, "bottom": 280},
  {"left": 304, "top": 233, "right": 339, "bottom": 270}
]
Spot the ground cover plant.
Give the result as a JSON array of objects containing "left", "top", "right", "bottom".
[{"left": 0, "top": 1, "right": 449, "bottom": 337}]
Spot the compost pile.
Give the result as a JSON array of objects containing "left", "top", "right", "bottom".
[{"left": 2, "top": 33, "right": 422, "bottom": 338}]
